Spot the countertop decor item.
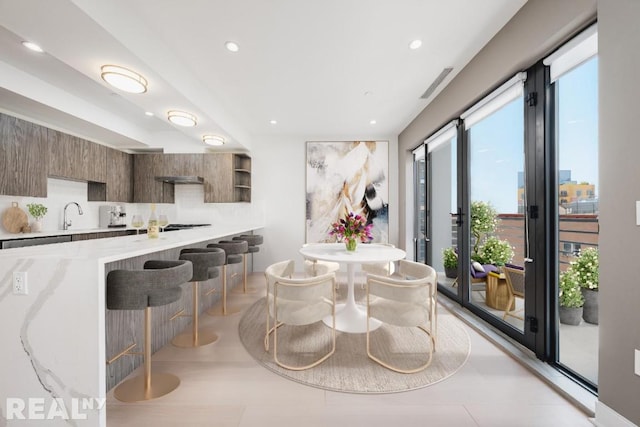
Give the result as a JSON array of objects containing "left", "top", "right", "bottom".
[
  {"left": 2, "top": 202, "right": 29, "bottom": 233},
  {"left": 26, "top": 203, "right": 47, "bottom": 232}
]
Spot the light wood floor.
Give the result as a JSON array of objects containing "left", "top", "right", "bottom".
[{"left": 106, "top": 273, "right": 593, "bottom": 427}]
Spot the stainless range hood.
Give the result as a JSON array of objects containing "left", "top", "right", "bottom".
[{"left": 155, "top": 176, "right": 204, "bottom": 184}]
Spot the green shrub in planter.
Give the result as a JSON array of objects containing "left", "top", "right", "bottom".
[
  {"left": 470, "top": 201, "right": 498, "bottom": 254},
  {"left": 559, "top": 270, "right": 583, "bottom": 308},
  {"left": 572, "top": 247, "right": 598, "bottom": 291},
  {"left": 442, "top": 247, "right": 458, "bottom": 278},
  {"left": 442, "top": 247, "right": 457, "bottom": 269},
  {"left": 473, "top": 236, "right": 514, "bottom": 266}
]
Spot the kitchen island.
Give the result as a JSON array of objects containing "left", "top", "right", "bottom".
[{"left": 0, "top": 222, "right": 263, "bottom": 426}]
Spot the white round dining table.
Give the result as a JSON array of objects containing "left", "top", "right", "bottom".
[{"left": 299, "top": 243, "right": 406, "bottom": 333}]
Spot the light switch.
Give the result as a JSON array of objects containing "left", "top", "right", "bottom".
[
  {"left": 636, "top": 201, "right": 640, "bottom": 225},
  {"left": 635, "top": 349, "right": 640, "bottom": 376}
]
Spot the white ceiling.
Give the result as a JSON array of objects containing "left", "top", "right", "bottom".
[{"left": 0, "top": 0, "right": 526, "bottom": 152}]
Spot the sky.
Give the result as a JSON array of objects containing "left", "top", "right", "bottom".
[{"left": 468, "top": 57, "right": 598, "bottom": 213}]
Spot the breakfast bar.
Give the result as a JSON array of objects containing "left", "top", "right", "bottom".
[{"left": 0, "top": 222, "right": 263, "bottom": 427}]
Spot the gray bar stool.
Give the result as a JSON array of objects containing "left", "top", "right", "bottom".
[
  {"left": 171, "top": 248, "right": 226, "bottom": 347},
  {"left": 232, "top": 234, "right": 264, "bottom": 294},
  {"left": 206, "top": 240, "right": 248, "bottom": 315},
  {"left": 106, "top": 259, "right": 192, "bottom": 402}
]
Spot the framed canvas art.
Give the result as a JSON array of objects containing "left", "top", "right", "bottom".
[{"left": 305, "top": 141, "right": 389, "bottom": 243}]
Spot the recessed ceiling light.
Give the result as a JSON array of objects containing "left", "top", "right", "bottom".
[
  {"left": 270, "top": 120, "right": 277, "bottom": 125},
  {"left": 370, "top": 120, "right": 377, "bottom": 125},
  {"left": 409, "top": 39, "right": 422, "bottom": 50},
  {"left": 167, "top": 110, "right": 197, "bottom": 127},
  {"left": 145, "top": 111, "right": 154, "bottom": 117},
  {"left": 202, "top": 135, "right": 225, "bottom": 146},
  {"left": 22, "top": 41, "right": 43, "bottom": 53},
  {"left": 364, "top": 91, "right": 373, "bottom": 96},
  {"left": 100, "top": 65, "right": 148, "bottom": 93},
  {"left": 225, "top": 41, "right": 239, "bottom": 52}
]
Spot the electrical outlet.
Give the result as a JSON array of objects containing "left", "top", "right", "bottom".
[
  {"left": 635, "top": 349, "right": 640, "bottom": 376},
  {"left": 12, "top": 272, "right": 28, "bottom": 295}
]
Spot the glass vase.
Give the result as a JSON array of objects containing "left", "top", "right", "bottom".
[{"left": 345, "top": 237, "right": 358, "bottom": 252}]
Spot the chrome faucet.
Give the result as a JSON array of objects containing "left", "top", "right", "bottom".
[{"left": 63, "top": 202, "right": 83, "bottom": 230}]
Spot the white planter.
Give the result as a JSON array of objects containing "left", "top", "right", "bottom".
[{"left": 31, "top": 220, "right": 43, "bottom": 232}]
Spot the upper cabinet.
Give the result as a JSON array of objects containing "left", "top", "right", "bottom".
[
  {"left": 132, "top": 153, "right": 204, "bottom": 203},
  {"left": 162, "top": 154, "right": 203, "bottom": 177},
  {"left": 106, "top": 148, "right": 133, "bottom": 202},
  {"left": 0, "top": 113, "right": 253, "bottom": 203},
  {"left": 88, "top": 147, "right": 133, "bottom": 202},
  {"left": 0, "top": 113, "right": 49, "bottom": 197},
  {"left": 203, "top": 153, "right": 251, "bottom": 203},
  {"left": 48, "top": 129, "right": 106, "bottom": 183},
  {"left": 132, "top": 154, "right": 175, "bottom": 204}
]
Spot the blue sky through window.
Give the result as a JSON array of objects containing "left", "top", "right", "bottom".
[{"left": 468, "top": 57, "right": 598, "bottom": 213}]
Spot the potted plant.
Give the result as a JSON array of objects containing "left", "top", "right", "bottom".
[
  {"left": 473, "top": 236, "right": 514, "bottom": 267},
  {"left": 572, "top": 247, "right": 599, "bottom": 324},
  {"left": 470, "top": 200, "right": 498, "bottom": 255},
  {"left": 558, "top": 269, "right": 584, "bottom": 325},
  {"left": 26, "top": 203, "right": 47, "bottom": 232},
  {"left": 442, "top": 247, "right": 458, "bottom": 278}
]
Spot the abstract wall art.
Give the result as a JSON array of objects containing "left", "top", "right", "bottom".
[{"left": 306, "top": 141, "right": 389, "bottom": 243}]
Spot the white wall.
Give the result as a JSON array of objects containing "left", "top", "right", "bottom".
[
  {"left": 251, "top": 135, "right": 398, "bottom": 272},
  {"left": 0, "top": 178, "right": 265, "bottom": 237}
]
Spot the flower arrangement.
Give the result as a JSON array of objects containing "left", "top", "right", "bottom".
[
  {"left": 570, "top": 247, "right": 599, "bottom": 290},
  {"left": 26, "top": 203, "right": 47, "bottom": 220},
  {"left": 329, "top": 212, "right": 373, "bottom": 249}
]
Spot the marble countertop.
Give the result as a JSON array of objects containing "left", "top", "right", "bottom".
[{"left": 0, "top": 222, "right": 264, "bottom": 262}]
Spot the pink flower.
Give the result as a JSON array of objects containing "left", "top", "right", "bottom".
[{"left": 329, "top": 211, "right": 374, "bottom": 242}]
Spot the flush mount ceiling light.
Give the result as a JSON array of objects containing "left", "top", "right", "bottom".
[
  {"left": 22, "top": 41, "right": 44, "bottom": 53},
  {"left": 409, "top": 39, "right": 423, "bottom": 50},
  {"left": 100, "top": 65, "right": 148, "bottom": 93},
  {"left": 203, "top": 135, "right": 225, "bottom": 146},
  {"left": 225, "top": 41, "right": 239, "bottom": 52},
  {"left": 370, "top": 120, "right": 377, "bottom": 125},
  {"left": 269, "top": 120, "right": 277, "bottom": 125},
  {"left": 167, "top": 110, "right": 197, "bottom": 127}
]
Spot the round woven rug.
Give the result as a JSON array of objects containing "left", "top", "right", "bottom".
[{"left": 238, "top": 297, "right": 470, "bottom": 394}]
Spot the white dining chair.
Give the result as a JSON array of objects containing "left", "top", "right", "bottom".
[
  {"left": 302, "top": 243, "right": 341, "bottom": 288},
  {"left": 365, "top": 259, "right": 437, "bottom": 373},
  {"left": 264, "top": 260, "right": 337, "bottom": 370}
]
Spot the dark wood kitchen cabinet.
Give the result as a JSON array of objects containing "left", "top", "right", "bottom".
[
  {"left": 132, "top": 154, "right": 175, "bottom": 203},
  {"left": 162, "top": 154, "right": 203, "bottom": 177},
  {"left": 48, "top": 129, "right": 106, "bottom": 183},
  {"left": 0, "top": 113, "right": 49, "bottom": 197},
  {"left": 203, "top": 153, "right": 251, "bottom": 203},
  {"left": 88, "top": 147, "right": 133, "bottom": 202}
]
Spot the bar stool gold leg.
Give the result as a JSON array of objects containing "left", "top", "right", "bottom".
[
  {"left": 232, "top": 253, "right": 258, "bottom": 295},
  {"left": 172, "top": 282, "right": 219, "bottom": 347},
  {"left": 113, "top": 308, "right": 180, "bottom": 402},
  {"left": 207, "top": 265, "right": 241, "bottom": 316}
]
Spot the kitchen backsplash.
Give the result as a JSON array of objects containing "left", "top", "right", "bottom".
[{"left": 0, "top": 178, "right": 264, "bottom": 236}]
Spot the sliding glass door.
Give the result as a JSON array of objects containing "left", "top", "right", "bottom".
[
  {"left": 465, "top": 94, "right": 528, "bottom": 333},
  {"left": 553, "top": 56, "right": 599, "bottom": 387},
  {"left": 425, "top": 124, "right": 458, "bottom": 297},
  {"left": 417, "top": 23, "right": 598, "bottom": 389}
]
